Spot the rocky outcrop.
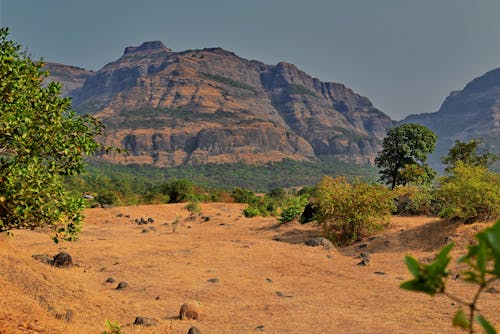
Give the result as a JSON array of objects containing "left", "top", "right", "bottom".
[
  {"left": 401, "top": 68, "right": 500, "bottom": 169},
  {"left": 49, "top": 41, "right": 394, "bottom": 166}
]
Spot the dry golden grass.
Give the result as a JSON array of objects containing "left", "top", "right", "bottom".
[{"left": 0, "top": 203, "right": 498, "bottom": 333}]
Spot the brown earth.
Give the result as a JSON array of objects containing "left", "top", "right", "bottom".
[{"left": 0, "top": 204, "right": 498, "bottom": 333}]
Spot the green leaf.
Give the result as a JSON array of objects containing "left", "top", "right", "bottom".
[
  {"left": 452, "top": 309, "right": 470, "bottom": 329},
  {"left": 475, "top": 315, "right": 497, "bottom": 334},
  {"left": 404, "top": 255, "right": 421, "bottom": 277}
]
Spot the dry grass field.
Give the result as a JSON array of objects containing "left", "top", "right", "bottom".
[{"left": 0, "top": 203, "right": 498, "bottom": 333}]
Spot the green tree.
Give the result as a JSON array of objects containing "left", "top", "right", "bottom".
[
  {"left": 0, "top": 28, "right": 104, "bottom": 242},
  {"left": 443, "top": 139, "right": 497, "bottom": 173},
  {"left": 375, "top": 123, "right": 437, "bottom": 189}
]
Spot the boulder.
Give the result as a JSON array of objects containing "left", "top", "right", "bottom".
[
  {"left": 179, "top": 300, "right": 204, "bottom": 320},
  {"left": 52, "top": 252, "right": 73, "bottom": 267},
  {"left": 304, "top": 237, "right": 334, "bottom": 250},
  {"left": 187, "top": 326, "right": 202, "bottom": 334}
]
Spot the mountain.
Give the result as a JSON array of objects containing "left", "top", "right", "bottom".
[
  {"left": 401, "top": 68, "right": 500, "bottom": 169},
  {"left": 44, "top": 41, "right": 394, "bottom": 167}
]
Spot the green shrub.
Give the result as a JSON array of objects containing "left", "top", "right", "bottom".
[
  {"left": 243, "top": 205, "right": 261, "bottom": 218},
  {"left": 102, "top": 320, "right": 121, "bottom": 334},
  {"left": 278, "top": 195, "right": 310, "bottom": 223},
  {"left": 185, "top": 200, "right": 202, "bottom": 214},
  {"left": 95, "top": 191, "right": 118, "bottom": 206},
  {"left": 313, "top": 176, "right": 394, "bottom": 245},
  {"left": 393, "top": 184, "right": 435, "bottom": 216},
  {"left": 162, "top": 179, "right": 195, "bottom": 203},
  {"left": 436, "top": 162, "right": 500, "bottom": 222},
  {"left": 231, "top": 187, "right": 259, "bottom": 204}
]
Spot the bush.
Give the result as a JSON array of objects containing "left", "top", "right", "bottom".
[
  {"left": 393, "top": 184, "right": 435, "bottom": 216},
  {"left": 313, "top": 176, "right": 394, "bottom": 245},
  {"left": 278, "top": 195, "right": 310, "bottom": 223},
  {"left": 162, "top": 179, "right": 195, "bottom": 203},
  {"left": 185, "top": 200, "right": 202, "bottom": 214},
  {"left": 95, "top": 191, "right": 118, "bottom": 206},
  {"left": 243, "top": 205, "right": 261, "bottom": 218},
  {"left": 231, "top": 187, "right": 259, "bottom": 204},
  {"left": 436, "top": 162, "right": 500, "bottom": 223}
]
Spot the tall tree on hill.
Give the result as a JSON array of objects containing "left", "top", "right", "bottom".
[
  {"left": 0, "top": 28, "right": 105, "bottom": 242},
  {"left": 375, "top": 124, "right": 437, "bottom": 189},
  {"left": 442, "top": 138, "right": 497, "bottom": 173}
]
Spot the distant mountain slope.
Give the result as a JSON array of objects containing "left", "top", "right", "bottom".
[
  {"left": 44, "top": 41, "right": 394, "bottom": 167},
  {"left": 401, "top": 68, "right": 500, "bottom": 169}
]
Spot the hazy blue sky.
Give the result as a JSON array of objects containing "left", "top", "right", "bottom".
[{"left": 2, "top": 0, "right": 500, "bottom": 120}]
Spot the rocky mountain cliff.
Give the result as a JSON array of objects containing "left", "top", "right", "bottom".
[
  {"left": 45, "top": 41, "right": 394, "bottom": 167},
  {"left": 401, "top": 68, "right": 500, "bottom": 169}
]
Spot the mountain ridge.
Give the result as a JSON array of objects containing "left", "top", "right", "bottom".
[{"left": 45, "top": 41, "right": 394, "bottom": 167}]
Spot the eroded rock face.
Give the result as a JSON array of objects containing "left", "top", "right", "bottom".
[
  {"left": 49, "top": 41, "right": 394, "bottom": 166},
  {"left": 401, "top": 67, "right": 500, "bottom": 169}
]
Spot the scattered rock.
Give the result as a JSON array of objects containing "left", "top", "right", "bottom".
[
  {"left": 188, "top": 326, "right": 202, "bottom": 334},
  {"left": 374, "top": 271, "right": 386, "bottom": 275},
  {"left": 52, "top": 252, "right": 73, "bottom": 268},
  {"left": 207, "top": 278, "right": 219, "bottom": 283},
  {"left": 368, "top": 236, "right": 377, "bottom": 241},
  {"left": 358, "top": 253, "right": 370, "bottom": 260},
  {"left": 357, "top": 260, "right": 369, "bottom": 266},
  {"left": 275, "top": 291, "right": 293, "bottom": 298},
  {"left": 116, "top": 281, "right": 129, "bottom": 290},
  {"left": 255, "top": 324, "right": 265, "bottom": 331},
  {"left": 32, "top": 254, "right": 53, "bottom": 265},
  {"left": 106, "top": 277, "right": 115, "bottom": 283},
  {"left": 179, "top": 300, "right": 204, "bottom": 320},
  {"left": 358, "top": 243, "right": 368, "bottom": 249},
  {"left": 384, "top": 240, "right": 391, "bottom": 246},
  {"left": 141, "top": 229, "right": 149, "bottom": 233},
  {"left": 148, "top": 226, "right": 157, "bottom": 232},
  {"left": 273, "top": 236, "right": 282, "bottom": 241},
  {"left": 304, "top": 237, "right": 335, "bottom": 250},
  {"left": 155, "top": 296, "right": 161, "bottom": 300},
  {"left": 147, "top": 217, "right": 154, "bottom": 223},
  {"left": 133, "top": 316, "right": 156, "bottom": 326},
  {"left": 203, "top": 216, "right": 210, "bottom": 222},
  {"left": 117, "top": 213, "right": 124, "bottom": 217},
  {"left": 486, "top": 287, "right": 498, "bottom": 294},
  {"left": 266, "top": 278, "right": 273, "bottom": 283},
  {"left": 56, "top": 309, "right": 73, "bottom": 322}
]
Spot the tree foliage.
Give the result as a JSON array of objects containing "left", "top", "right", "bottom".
[
  {"left": 436, "top": 162, "right": 500, "bottom": 223},
  {"left": 375, "top": 124, "right": 437, "bottom": 189},
  {"left": 442, "top": 139, "right": 497, "bottom": 173},
  {"left": 401, "top": 221, "right": 500, "bottom": 334},
  {"left": 312, "top": 176, "right": 394, "bottom": 245},
  {"left": 0, "top": 28, "right": 104, "bottom": 242}
]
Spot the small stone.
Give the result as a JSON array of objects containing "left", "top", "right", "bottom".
[
  {"left": 207, "top": 278, "right": 219, "bottom": 283},
  {"left": 141, "top": 229, "right": 149, "bottom": 233},
  {"left": 368, "top": 236, "right": 377, "bottom": 241},
  {"left": 384, "top": 240, "right": 391, "bottom": 246},
  {"left": 32, "top": 254, "right": 53, "bottom": 265},
  {"left": 374, "top": 271, "right": 386, "bottom": 275},
  {"left": 106, "top": 277, "right": 115, "bottom": 283},
  {"left": 155, "top": 296, "right": 161, "bottom": 300},
  {"left": 188, "top": 326, "right": 202, "bottom": 334},
  {"left": 148, "top": 226, "right": 157, "bottom": 232},
  {"left": 117, "top": 213, "right": 124, "bottom": 217},
  {"left": 64, "top": 309, "right": 73, "bottom": 322},
  {"left": 147, "top": 217, "right": 154, "bottom": 223},
  {"left": 266, "top": 278, "right": 273, "bottom": 283},
  {"left": 486, "top": 287, "right": 498, "bottom": 294},
  {"left": 357, "top": 259, "right": 369, "bottom": 266},
  {"left": 179, "top": 300, "right": 204, "bottom": 320},
  {"left": 116, "top": 281, "right": 129, "bottom": 290},
  {"left": 133, "top": 316, "right": 156, "bottom": 326},
  {"left": 52, "top": 252, "right": 73, "bottom": 267},
  {"left": 358, "top": 243, "right": 368, "bottom": 249},
  {"left": 304, "top": 237, "right": 335, "bottom": 250},
  {"left": 275, "top": 291, "right": 293, "bottom": 298},
  {"left": 204, "top": 216, "right": 210, "bottom": 222},
  {"left": 255, "top": 324, "right": 265, "bottom": 331}
]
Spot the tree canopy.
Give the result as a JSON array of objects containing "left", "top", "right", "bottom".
[
  {"left": 0, "top": 28, "right": 104, "bottom": 242},
  {"left": 375, "top": 123, "right": 437, "bottom": 189},
  {"left": 442, "top": 138, "right": 497, "bottom": 173}
]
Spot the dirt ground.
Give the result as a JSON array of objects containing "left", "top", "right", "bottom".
[{"left": 0, "top": 203, "right": 498, "bottom": 334}]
